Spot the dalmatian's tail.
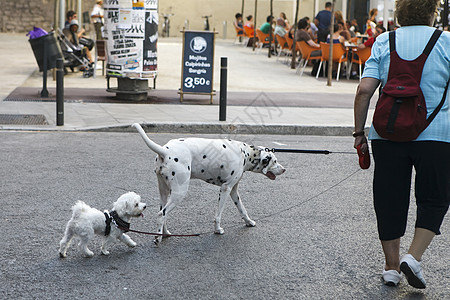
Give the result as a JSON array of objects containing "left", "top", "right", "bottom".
[{"left": 132, "top": 123, "right": 168, "bottom": 157}]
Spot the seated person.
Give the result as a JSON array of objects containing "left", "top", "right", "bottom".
[
  {"left": 63, "top": 20, "right": 93, "bottom": 64},
  {"left": 350, "top": 24, "right": 386, "bottom": 79},
  {"left": 357, "top": 24, "right": 386, "bottom": 49},
  {"left": 234, "top": 13, "right": 244, "bottom": 35},
  {"left": 65, "top": 10, "right": 77, "bottom": 29},
  {"left": 326, "top": 23, "right": 346, "bottom": 44},
  {"left": 274, "top": 12, "right": 289, "bottom": 37},
  {"left": 295, "top": 18, "right": 321, "bottom": 54},
  {"left": 244, "top": 15, "right": 254, "bottom": 36},
  {"left": 338, "top": 22, "right": 351, "bottom": 41},
  {"left": 260, "top": 15, "right": 274, "bottom": 34},
  {"left": 349, "top": 19, "right": 360, "bottom": 34}
]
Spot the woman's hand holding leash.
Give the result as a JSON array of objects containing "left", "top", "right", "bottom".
[{"left": 353, "top": 134, "right": 370, "bottom": 169}]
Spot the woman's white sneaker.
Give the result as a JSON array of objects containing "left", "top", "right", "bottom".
[
  {"left": 382, "top": 269, "right": 402, "bottom": 286},
  {"left": 400, "top": 254, "right": 426, "bottom": 289}
]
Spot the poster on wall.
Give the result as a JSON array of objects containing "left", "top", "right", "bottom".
[{"left": 103, "top": 0, "right": 158, "bottom": 79}]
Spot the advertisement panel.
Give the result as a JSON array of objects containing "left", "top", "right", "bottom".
[
  {"left": 180, "top": 30, "right": 216, "bottom": 102},
  {"left": 103, "top": 0, "right": 158, "bottom": 79}
]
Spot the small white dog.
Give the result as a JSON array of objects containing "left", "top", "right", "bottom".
[{"left": 59, "top": 192, "right": 146, "bottom": 258}]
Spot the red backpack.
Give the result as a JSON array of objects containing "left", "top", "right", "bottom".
[{"left": 373, "top": 29, "right": 449, "bottom": 142}]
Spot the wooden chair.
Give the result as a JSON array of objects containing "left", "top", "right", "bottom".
[
  {"left": 255, "top": 29, "right": 273, "bottom": 54},
  {"left": 316, "top": 42, "right": 348, "bottom": 81},
  {"left": 275, "top": 34, "right": 290, "bottom": 61},
  {"left": 95, "top": 40, "right": 106, "bottom": 76},
  {"left": 349, "top": 46, "right": 371, "bottom": 81},
  {"left": 296, "top": 41, "right": 322, "bottom": 77}
]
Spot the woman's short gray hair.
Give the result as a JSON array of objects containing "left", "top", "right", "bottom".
[{"left": 395, "top": 0, "right": 439, "bottom": 26}]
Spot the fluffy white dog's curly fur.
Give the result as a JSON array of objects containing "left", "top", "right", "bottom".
[{"left": 59, "top": 192, "right": 146, "bottom": 258}]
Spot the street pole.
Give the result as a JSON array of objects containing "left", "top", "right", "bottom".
[
  {"left": 253, "top": 0, "right": 258, "bottom": 51},
  {"left": 56, "top": 58, "right": 64, "bottom": 126},
  {"left": 268, "top": 0, "right": 273, "bottom": 58},
  {"left": 327, "top": 0, "right": 335, "bottom": 87},
  {"left": 219, "top": 57, "right": 227, "bottom": 121},
  {"left": 291, "top": 0, "right": 300, "bottom": 69},
  {"left": 444, "top": 0, "right": 449, "bottom": 29}
]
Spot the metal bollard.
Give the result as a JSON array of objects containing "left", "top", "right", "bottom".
[
  {"left": 40, "top": 41, "right": 49, "bottom": 97},
  {"left": 219, "top": 57, "right": 227, "bottom": 121},
  {"left": 222, "top": 21, "right": 227, "bottom": 39},
  {"left": 56, "top": 58, "right": 64, "bottom": 126}
]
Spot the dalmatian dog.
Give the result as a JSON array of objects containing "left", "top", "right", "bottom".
[{"left": 132, "top": 123, "right": 285, "bottom": 244}]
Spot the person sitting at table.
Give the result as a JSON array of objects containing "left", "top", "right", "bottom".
[
  {"left": 274, "top": 12, "right": 289, "bottom": 37},
  {"left": 295, "top": 18, "right": 321, "bottom": 51},
  {"left": 326, "top": 23, "right": 346, "bottom": 44},
  {"left": 260, "top": 15, "right": 274, "bottom": 34},
  {"left": 349, "top": 24, "right": 386, "bottom": 79},
  {"left": 349, "top": 19, "right": 360, "bottom": 35},
  {"left": 357, "top": 24, "right": 386, "bottom": 49},
  {"left": 234, "top": 13, "right": 244, "bottom": 35},
  {"left": 244, "top": 15, "right": 254, "bottom": 30}
]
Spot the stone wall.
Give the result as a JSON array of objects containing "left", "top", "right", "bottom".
[
  {"left": 0, "top": 0, "right": 92, "bottom": 33},
  {"left": 0, "top": 0, "right": 54, "bottom": 33}
]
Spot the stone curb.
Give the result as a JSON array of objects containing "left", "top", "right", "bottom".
[{"left": 0, "top": 122, "right": 354, "bottom": 136}]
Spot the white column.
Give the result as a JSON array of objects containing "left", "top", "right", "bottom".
[
  {"left": 78, "top": 0, "right": 82, "bottom": 26},
  {"left": 342, "top": 0, "right": 347, "bottom": 21},
  {"left": 314, "top": 0, "right": 319, "bottom": 18},
  {"left": 59, "top": 0, "right": 65, "bottom": 30},
  {"left": 383, "top": 0, "right": 388, "bottom": 30}
]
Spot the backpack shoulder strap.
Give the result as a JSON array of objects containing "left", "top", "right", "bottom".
[
  {"left": 428, "top": 78, "right": 450, "bottom": 123},
  {"left": 423, "top": 29, "right": 442, "bottom": 56},
  {"left": 388, "top": 31, "right": 395, "bottom": 52}
]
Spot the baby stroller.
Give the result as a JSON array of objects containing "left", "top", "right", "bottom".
[{"left": 56, "top": 29, "right": 94, "bottom": 77}]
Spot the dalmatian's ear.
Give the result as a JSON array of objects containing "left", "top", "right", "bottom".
[{"left": 261, "top": 155, "right": 272, "bottom": 174}]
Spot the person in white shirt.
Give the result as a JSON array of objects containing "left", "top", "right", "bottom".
[{"left": 90, "top": 0, "right": 104, "bottom": 40}]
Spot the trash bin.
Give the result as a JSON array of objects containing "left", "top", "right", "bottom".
[{"left": 29, "top": 32, "right": 63, "bottom": 72}]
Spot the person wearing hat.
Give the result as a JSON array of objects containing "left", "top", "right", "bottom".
[
  {"left": 90, "top": 0, "right": 104, "bottom": 40},
  {"left": 63, "top": 19, "right": 93, "bottom": 64}
]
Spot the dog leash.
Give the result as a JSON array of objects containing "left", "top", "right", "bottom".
[
  {"left": 117, "top": 225, "right": 200, "bottom": 237},
  {"left": 271, "top": 148, "right": 357, "bottom": 155}
]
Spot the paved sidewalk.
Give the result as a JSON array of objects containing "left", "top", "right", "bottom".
[{"left": 0, "top": 33, "right": 375, "bottom": 134}]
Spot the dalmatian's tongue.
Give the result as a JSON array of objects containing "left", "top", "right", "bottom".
[{"left": 265, "top": 171, "right": 276, "bottom": 180}]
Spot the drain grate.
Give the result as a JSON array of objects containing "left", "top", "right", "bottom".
[{"left": 0, "top": 114, "right": 49, "bottom": 125}]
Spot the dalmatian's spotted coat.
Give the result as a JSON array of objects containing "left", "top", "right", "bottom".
[{"left": 133, "top": 123, "right": 286, "bottom": 244}]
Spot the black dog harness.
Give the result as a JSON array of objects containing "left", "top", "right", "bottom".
[{"left": 104, "top": 211, "right": 130, "bottom": 236}]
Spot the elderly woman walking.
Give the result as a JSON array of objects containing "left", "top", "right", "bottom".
[{"left": 353, "top": 0, "right": 450, "bottom": 289}]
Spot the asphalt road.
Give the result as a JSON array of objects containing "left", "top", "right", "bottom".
[{"left": 1, "top": 131, "right": 449, "bottom": 299}]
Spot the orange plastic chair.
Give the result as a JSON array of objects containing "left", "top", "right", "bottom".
[
  {"left": 275, "top": 34, "right": 290, "bottom": 61},
  {"left": 296, "top": 41, "right": 322, "bottom": 76},
  {"left": 316, "top": 42, "right": 348, "bottom": 81},
  {"left": 234, "top": 26, "right": 245, "bottom": 44},
  {"left": 285, "top": 33, "right": 293, "bottom": 52},
  {"left": 350, "top": 46, "right": 371, "bottom": 80},
  {"left": 255, "top": 29, "right": 273, "bottom": 53},
  {"left": 243, "top": 26, "right": 254, "bottom": 38}
]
